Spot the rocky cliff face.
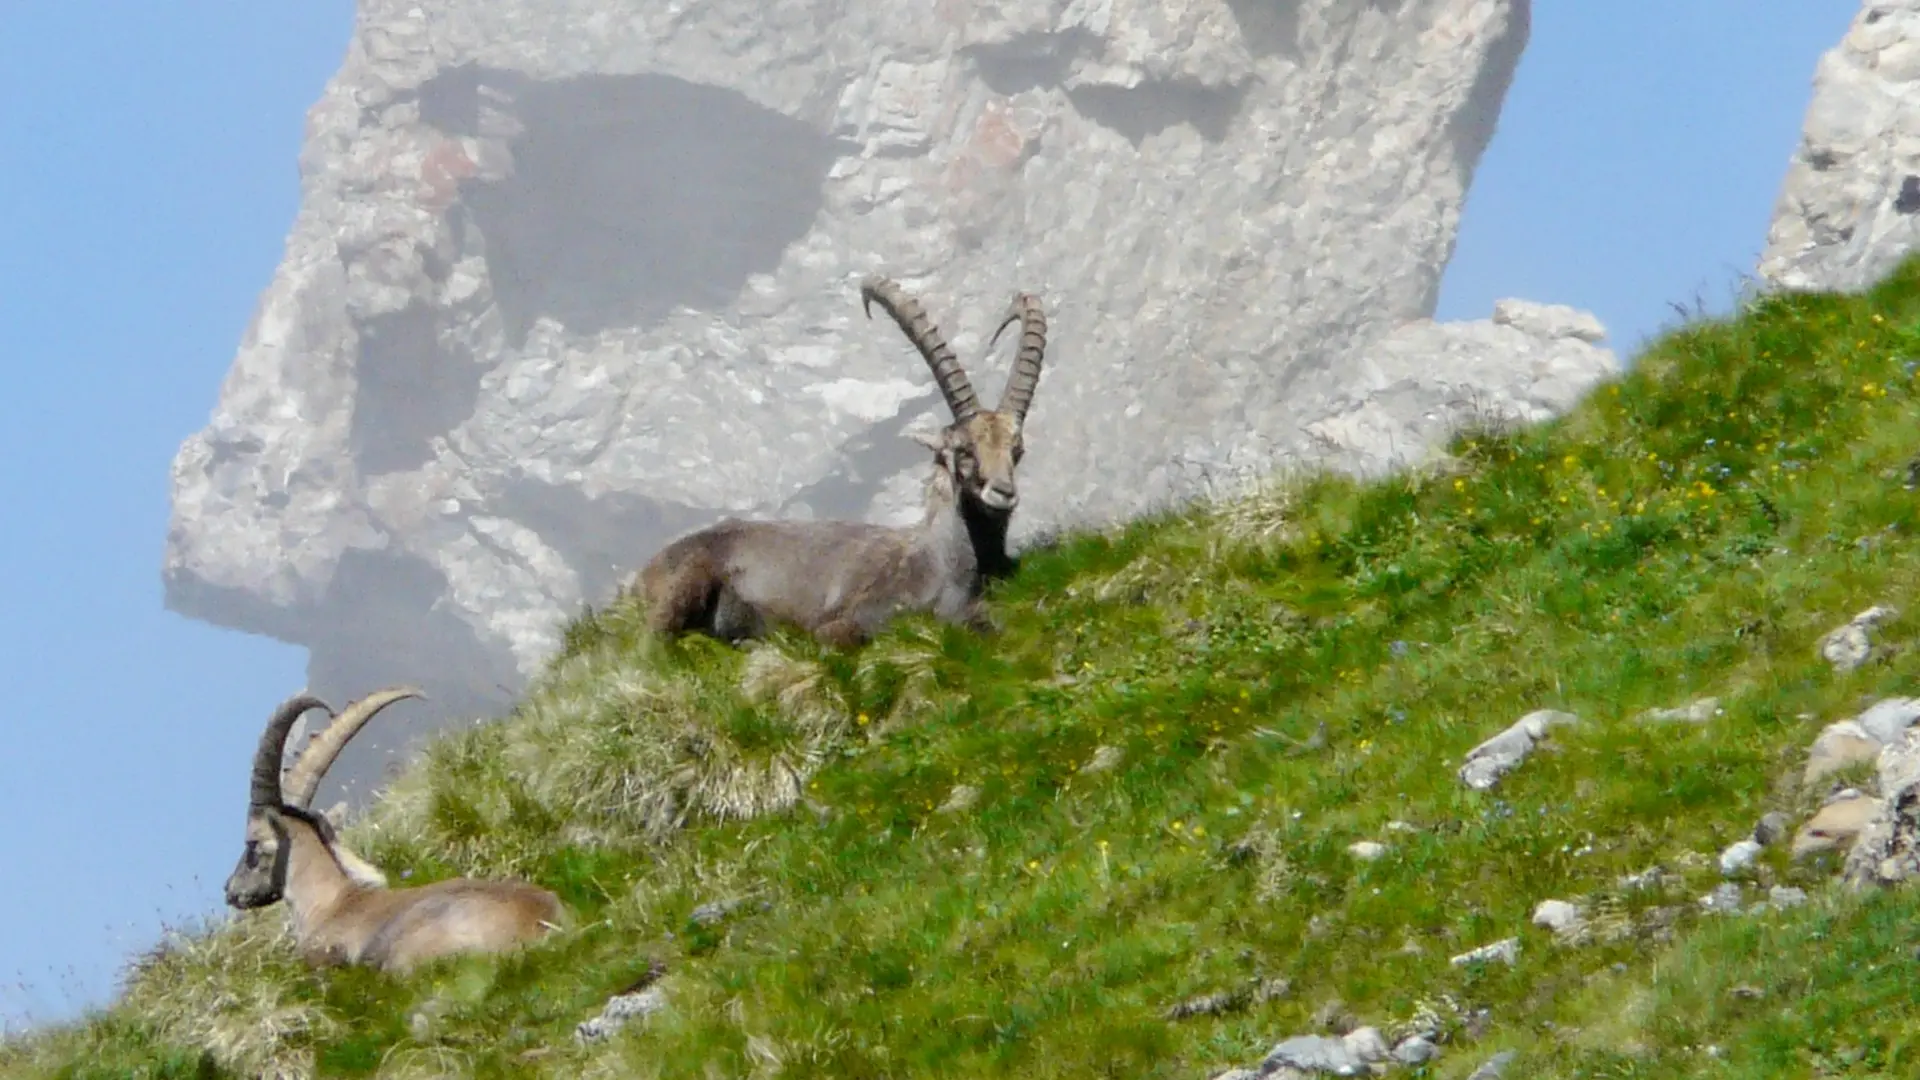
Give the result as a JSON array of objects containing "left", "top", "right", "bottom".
[
  {"left": 1761, "top": 0, "right": 1920, "bottom": 292},
  {"left": 165, "top": 0, "right": 1623, "bottom": 803}
]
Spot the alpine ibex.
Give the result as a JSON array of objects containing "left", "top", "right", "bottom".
[
  {"left": 224, "top": 688, "right": 565, "bottom": 974},
  {"left": 636, "top": 276, "right": 1047, "bottom": 648}
]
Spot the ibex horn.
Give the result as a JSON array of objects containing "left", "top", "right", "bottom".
[
  {"left": 252, "top": 694, "right": 332, "bottom": 808},
  {"left": 988, "top": 291, "right": 1046, "bottom": 423},
  {"left": 282, "top": 686, "right": 426, "bottom": 809},
  {"left": 860, "top": 276, "right": 980, "bottom": 422}
]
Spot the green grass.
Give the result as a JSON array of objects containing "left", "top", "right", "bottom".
[{"left": 11, "top": 257, "right": 1920, "bottom": 1079}]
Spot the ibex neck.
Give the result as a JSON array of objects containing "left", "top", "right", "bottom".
[
  {"left": 281, "top": 815, "right": 362, "bottom": 932},
  {"left": 919, "top": 475, "right": 981, "bottom": 583}
]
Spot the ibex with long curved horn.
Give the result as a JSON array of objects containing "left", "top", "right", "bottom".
[
  {"left": 223, "top": 688, "right": 565, "bottom": 974},
  {"left": 635, "top": 276, "right": 1047, "bottom": 648}
]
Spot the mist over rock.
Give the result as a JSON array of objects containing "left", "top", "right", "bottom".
[
  {"left": 164, "top": 0, "right": 1621, "bottom": 805},
  {"left": 1761, "top": 0, "right": 1920, "bottom": 292}
]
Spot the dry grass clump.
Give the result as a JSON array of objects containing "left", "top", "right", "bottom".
[
  {"left": 114, "top": 912, "right": 332, "bottom": 1079},
  {"left": 355, "top": 629, "right": 860, "bottom": 869},
  {"left": 367, "top": 1042, "right": 482, "bottom": 1080},
  {"left": 1075, "top": 473, "right": 1302, "bottom": 610},
  {"left": 1203, "top": 470, "right": 1299, "bottom": 549}
]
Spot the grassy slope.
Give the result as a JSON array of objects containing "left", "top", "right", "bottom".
[{"left": 10, "top": 259, "right": 1920, "bottom": 1079}]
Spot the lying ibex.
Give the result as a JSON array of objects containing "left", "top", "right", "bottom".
[
  {"left": 224, "top": 688, "right": 565, "bottom": 974},
  {"left": 636, "top": 276, "right": 1047, "bottom": 648}
]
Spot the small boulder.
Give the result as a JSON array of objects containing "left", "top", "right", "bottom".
[
  {"left": 1804, "top": 721, "right": 1881, "bottom": 786},
  {"left": 1163, "top": 977, "right": 1290, "bottom": 1021},
  {"left": 1753, "top": 811, "right": 1793, "bottom": 847},
  {"left": 1719, "top": 839, "right": 1764, "bottom": 877},
  {"left": 1260, "top": 1026, "right": 1389, "bottom": 1075},
  {"left": 1791, "top": 790, "right": 1883, "bottom": 861},
  {"left": 1819, "top": 605, "right": 1898, "bottom": 673},
  {"left": 1530, "top": 899, "right": 1584, "bottom": 935},
  {"left": 1459, "top": 710, "right": 1578, "bottom": 791},
  {"left": 1165, "top": 991, "right": 1243, "bottom": 1021},
  {"left": 1451, "top": 937, "right": 1519, "bottom": 967},
  {"left": 1767, "top": 885, "right": 1809, "bottom": 909},
  {"left": 1844, "top": 727, "right": 1920, "bottom": 886},
  {"left": 1392, "top": 1034, "right": 1440, "bottom": 1066},
  {"left": 1853, "top": 697, "right": 1920, "bottom": 744},
  {"left": 576, "top": 986, "right": 667, "bottom": 1043},
  {"left": 1348, "top": 840, "right": 1388, "bottom": 861},
  {"left": 1341, "top": 1027, "right": 1390, "bottom": 1063},
  {"left": 1699, "top": 882, "right": 1745, "bottom": 915}
]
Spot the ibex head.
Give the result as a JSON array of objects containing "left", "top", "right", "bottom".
[
  {"left": 860, "top": 277, "right": 1047, "bottom": 517},
  {"left": 224, "top": 687, "right": 423, "bottom": 910}
]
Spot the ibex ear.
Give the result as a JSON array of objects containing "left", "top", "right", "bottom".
[{"left": 909, "top": 429, "right": 946, "bottom": 452}]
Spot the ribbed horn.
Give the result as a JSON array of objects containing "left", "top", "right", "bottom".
[
  {"left": 860, "top": 276, "right": 980, "bottom": 422},
  {"left": 988, "top": 292, "right": 1046, "bottom": 423},
  {"left": 252, "top": 694, "right": 332, "bottom": 808},
  {"left": 282, "top": 686, "right": 425, "bottom": 809}
]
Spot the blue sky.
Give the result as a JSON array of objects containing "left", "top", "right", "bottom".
[{"left": 0, "top": 1, "right": 1859, "bottom": 1032}]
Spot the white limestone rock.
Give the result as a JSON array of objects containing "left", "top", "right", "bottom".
[
  {"left": 1530, "top": 898, "right": 1584, "bottom": 935},
  {"left": 1805, "top": 719, "right": 1884, "bottom": 786},
  {"left": 1792, "top": 789, "right": 1884, "bottom": 861},
  {"left": 1761, "top": 1, "right": 1920, "bottom": 292},
  {"left": 1348, "top": 840, "right": 1389, "bottom": 861},
  {"left": 1817, "top": 605, "right": 1900, "bottom": 673},
  {"left": 1854, "top": 696, "right": 1920, "bottom": 744},
  {"left": 1804, "top": 697, "right": 1920, "bottom": 787},
  {"left": 1491, "top": 298, "right": 1607, "bottom": 343},
  {"left": 1297, "top": 300, "right": 1619, "bottom": 480},
  {"left": 1845, "top": 727, "right": 1920, "bottom": 886},
  {"left": 1719, "top": 838, "right": 1764, "bottom": 877},
  {"left": 1261, "top": 1026, "right": 1391, "bottom": 1075},
  {"left": 166, "top": 0, "right": 1618, "bottom": 803},
  {"left": 1450, "top": 937, "right": 1520, "bottom": 967},
  {"left": 1458, "top": 709, "right": 1579, "bottom": 791}
]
